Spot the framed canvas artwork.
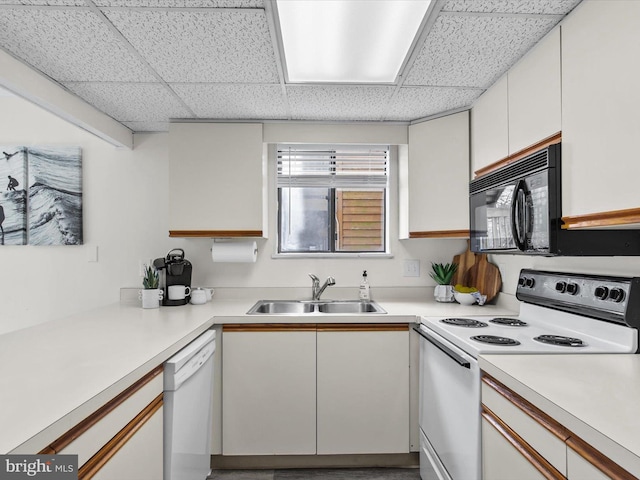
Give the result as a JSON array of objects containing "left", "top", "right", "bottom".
[
  {"left": 0, "top": 147, "right": 27, "bottom": 245},
  {"left": 27, "top": 146, "right": 83, "bottom": 246}
]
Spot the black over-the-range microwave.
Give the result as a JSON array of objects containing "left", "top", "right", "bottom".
[{"left": 469, "top": 143, "right": 640, "bottom": 256}]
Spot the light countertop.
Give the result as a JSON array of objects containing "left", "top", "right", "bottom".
[
  {"left": 479, "top": 354, "right": 640, "bottom": 476},
  {"left": 1, "top": 289, "right": 518, "bottom": 455}
]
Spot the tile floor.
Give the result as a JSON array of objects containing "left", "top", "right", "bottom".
[{"left": 207, "top": 467, "right": 422, "bottom": 480}]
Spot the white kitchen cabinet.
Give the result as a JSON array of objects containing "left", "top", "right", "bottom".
[
  {"left": 560, "top": 0, "right": 640, "bottom": 221},
  {"left": 43, "top": 366, "right": 164, "bottom": 480},
  {"left": 316, "top": 324, "right": 410, "bottom": 455},
  {"left": 406, "top": 111, "right": 469, "bottom": 238},
  {"left": 470, "top": 75, "right": 508, "bottom": 174},
  {"left": 168, "top": 122, "right": 266, "bottom": 237},
  {"left": 508, "top": 27, "right": 561, "bottom": 155},
  {"left": 481, "top": 373, "right": 636, "bottom": 480},
  {"left": 221, "top": 325, "right": 316, "bottom": 455}
]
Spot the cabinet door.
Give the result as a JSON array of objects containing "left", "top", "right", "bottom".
[
  {"left": 561, "top": 0, "right": 640, "bottom": 218},
  {"left": 407, "top": 111, "right": 469, "bottom": 236},
  {"left": 567, "top": 448, "right": 610, "bottom": 480},
  {"left": 222, "top": 326, "right": 316, "bottom": 455},
  {"left": 508, "top": 27, "right": 561, "bottom": 154},
  {"left": 471, "top": 75, "right": 508, "bottom": 174},
  {"left": 168, "top": 122, "right": 265, "bottom": 235},
  {"left": 89, "top": 406, "right": 163, "bottom": 480},
  {"left": 316, "top": 325, "right": 410, "bottom": 455}
]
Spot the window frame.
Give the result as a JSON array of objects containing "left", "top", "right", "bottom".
[{"left": 274, "top": 144, "right": 391, "bottom": 257}]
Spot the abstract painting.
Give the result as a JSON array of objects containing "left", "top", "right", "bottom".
[
  {"left": 28, "top": 146, "right": 83, "bottom": 246},
  {"left": 0, "top": 147, "right": 27, "bottom": 245}
]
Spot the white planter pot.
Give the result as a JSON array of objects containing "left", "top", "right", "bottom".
[
  {"left": 140, "top": 288, "right": 163, "bottom": 309},
  {"left": 434, "top": 285, "right": 455, "bottom": 303}
]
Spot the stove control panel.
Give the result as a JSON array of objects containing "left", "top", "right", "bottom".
[{"left": 516, "top": 269, "right": 640, "bottom": 326}]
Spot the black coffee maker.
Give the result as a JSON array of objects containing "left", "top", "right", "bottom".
[{"left": 153, "top": 248, "right": 192, "bottom": 306}]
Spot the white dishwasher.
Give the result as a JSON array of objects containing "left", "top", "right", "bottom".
[{"left": 164, "top": 329, "right": 216, "bottom": 480}]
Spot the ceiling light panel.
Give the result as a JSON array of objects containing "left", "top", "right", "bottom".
[{"left": 277, "top": 0, "right": 431, "bottom": 83}]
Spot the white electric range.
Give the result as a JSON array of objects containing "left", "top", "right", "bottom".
[{"left": 416, "top": 269, "right": 640, "bottom": 480}]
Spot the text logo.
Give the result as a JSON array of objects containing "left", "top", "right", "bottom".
[{"left": 0, "top": 455, "right": 77, "bottom": 479}]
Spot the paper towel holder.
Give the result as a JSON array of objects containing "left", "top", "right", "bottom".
[{"left": 211, "top": 239, "right": 258, "bottom": 263}]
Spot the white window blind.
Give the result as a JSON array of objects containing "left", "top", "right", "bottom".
[{"left": 277, "top": 144, "right": 389, "bottom": 188}]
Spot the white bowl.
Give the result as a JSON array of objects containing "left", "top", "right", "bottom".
[{"left": 454, "top": 291, "right": 477, "bottom": 305}]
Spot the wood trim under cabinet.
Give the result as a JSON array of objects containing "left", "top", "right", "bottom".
[
  {"left": 78, "top": 393, "right": 163, "bottom": 480},
  {"left": 409, "top": 230, "right": 469, "bottom": 239},
  {"left": 482, "top": 405, "right": 566, "bottom": 480},
  {"left": 481, "top": 373, "right": 570, "bottom": 442},
  {"left": 223, "top": 323, "right": 318, "bottom": 333},
  {"left": 561, "top": 207, "right": 640, "bottom": 229},
  {"left": 41, "top": 365, "right": 163, "bottom": 454},
  {"left": 169, "top": 229, "right": 263, "bottom": 238},
  {"left": 567, "top": 435, "right": 638, "bottom": 480},
  {"left": 474, "top": 132, "right": 562, "bottom": 178},
  {"left": 316, "top": 323, "right": 409, "bottom": 332}
]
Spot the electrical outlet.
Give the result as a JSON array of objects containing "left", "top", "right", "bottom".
[{"left": 403, "top": 259, "right": 420, "bottom": 277}]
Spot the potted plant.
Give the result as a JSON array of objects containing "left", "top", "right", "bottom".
[
  {"left": 140, "top": 265, "right": 163, "bottom": 309},
  {"left": 430, "top": 262, "right": 458, "bottom": 302}
]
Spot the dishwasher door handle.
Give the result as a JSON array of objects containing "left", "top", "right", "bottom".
[{"left": 414, "top": 327, "right": 471, "bottom": 369}]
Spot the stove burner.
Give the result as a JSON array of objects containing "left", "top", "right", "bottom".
[
  {"left": 534, "top": 335, "right": 585, "bottom": 347},
  {"left": 490, "top": 317, "right": 528, "bottom": 327},
  {"left": 471, "top": 335, "right": 521, "bottom": 346},
  {"left": 441, "top": 318, "right": 488, "bottom": 328}
]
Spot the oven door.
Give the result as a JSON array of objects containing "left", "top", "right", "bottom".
[{"left": 416, "top": 325, "right": 480, "bottom": 480}]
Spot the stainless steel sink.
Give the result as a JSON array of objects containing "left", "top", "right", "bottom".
[{"left": 247, "top": 300, "right": 386, "bottom": 315}]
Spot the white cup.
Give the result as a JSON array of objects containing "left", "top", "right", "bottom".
[
  {"left": 190, "top": 289, "right": 207, "bottom": 305},
  {"left": 168, "top": 285, "right": 191, "bottom": 300}
]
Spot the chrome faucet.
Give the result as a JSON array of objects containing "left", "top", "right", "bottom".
[{"left": 309, "top": 274, "right": 336, "bottom": 301}]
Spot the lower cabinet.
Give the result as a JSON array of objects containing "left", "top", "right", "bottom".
[
  {"left": 42, "top": 366, "right": 164, "bottom": 480},
  {"left": 481, "top": 373, "right": 637, "bottom": 480},
  {"left": 221, "top": 324, "right": 317, "bottom": 455},
  {"left": 316, "top": 325, "right": 409, "bottom": 454},
  {"left": 221, "top": 322, "right": 410, "bottom": 456}
]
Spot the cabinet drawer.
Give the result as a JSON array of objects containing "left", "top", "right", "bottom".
[
  {"left": 482, "top": 376, "right": 569, "bottom": 475},
  {"left": 51, "top": 367, "right": 163, "bottom": 466}
]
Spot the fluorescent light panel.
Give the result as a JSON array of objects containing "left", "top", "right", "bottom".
[{"left": 277, "top": 0, "right": 432, "bottom": 83}]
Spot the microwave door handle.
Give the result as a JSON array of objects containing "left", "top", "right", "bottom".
[
  {"left": 510, "top": 180, "right": 527, "bottom": 251},
  {"left": 414, "top": 327, "right": 471, "bottom": 369}
]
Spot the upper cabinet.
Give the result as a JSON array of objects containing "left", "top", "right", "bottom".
[
  {"left": 470, "top": 76, "right": 508, "bottom": 174},
  {"left": 168, "top": 123, "right": 266, "bottom": 238},
  {"left": 471, "top": 27, "right": 561, "bottom": 176},
  {"left": 560, "top": 0, "right": 640, "bottom": 225},
  {"left": 405, "top": 111, "right": 470, "bottom": 238}
]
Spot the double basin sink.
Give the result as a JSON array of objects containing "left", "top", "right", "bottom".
[{"left": 247, "top": 299, "right": 387, "bottom": 315}]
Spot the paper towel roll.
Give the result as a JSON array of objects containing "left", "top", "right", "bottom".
[{"left": 211, "top": 241, "right": 258, "bottom": 263}]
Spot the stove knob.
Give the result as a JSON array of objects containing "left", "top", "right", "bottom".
[
  {"left": 609, "top": 288, "right": 625, "bottom": 303},
  {"left": 555, "top": 281, "right": 567, "bottom": 293},
  {"left": 525, "top": 277, "right": 535, "bottom": 288},
  {"left": 518, "top": 277, "right": 527, "bottom": 287},
  {"left": 594, "top": 286, "right": 609, "bottom": 300},
  {"left": 566, "top": 283, "right": 578, "bottom": 295}
]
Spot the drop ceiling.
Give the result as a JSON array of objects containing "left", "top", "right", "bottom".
[{"left": 0, "top": 0, "right": 582, "bottom": 133}]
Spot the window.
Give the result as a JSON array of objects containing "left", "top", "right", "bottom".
[{"left": 277, "top": 144, "right": 388, "bottom": 254}]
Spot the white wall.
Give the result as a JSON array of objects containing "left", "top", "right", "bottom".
[{"left": 0, "top": 94, "right": 467, "bottom": 334}]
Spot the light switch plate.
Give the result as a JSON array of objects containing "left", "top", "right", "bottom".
[{"left": 403, "top": 259, "right": 420, "bottom": 277}]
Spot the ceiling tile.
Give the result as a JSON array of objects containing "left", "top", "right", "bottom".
[
  {"left": 404, "top": 14, "right": 558, "bottom": 88},
  {"left": 95, "top": 0, "right": 263, "bottom": 6},
  {"left": 0, "top": 9, "right": 155, "bottom": 82},
  {"left": 172, "top": 84, "right": 288, "bottom": 119},
  {"left": 18, "top": 1, "right": 85, "bottom": 5},
  {"left": 442, "top": 0, "right": 582, "bottom": 15},
  {"left": 104, "top": 9, "right": 279, "bottom": 83},
  {"left": 287, "top": 86, "right": 395, "bottom": 121},
  {"left": 385, "top": 86, "right": 482, "bottom": 121},
  {"left": 63, "top": 82, "right": 192, "bottom": 122}
]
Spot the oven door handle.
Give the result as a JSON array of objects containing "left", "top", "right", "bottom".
[{"left": 414, "top": 327, "right": 471, "bottom": 369}]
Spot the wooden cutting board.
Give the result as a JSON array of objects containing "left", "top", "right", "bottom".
[
  {"left": 463, "top": 253, "right": 502, "bottom": 303},
  {"left": 451, "top": 240, "right": 476, "bottom": 287}
]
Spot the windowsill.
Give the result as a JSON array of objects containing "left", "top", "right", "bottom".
[{"left": 271, "top": 252, "right": 393, "bottom": 259}]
